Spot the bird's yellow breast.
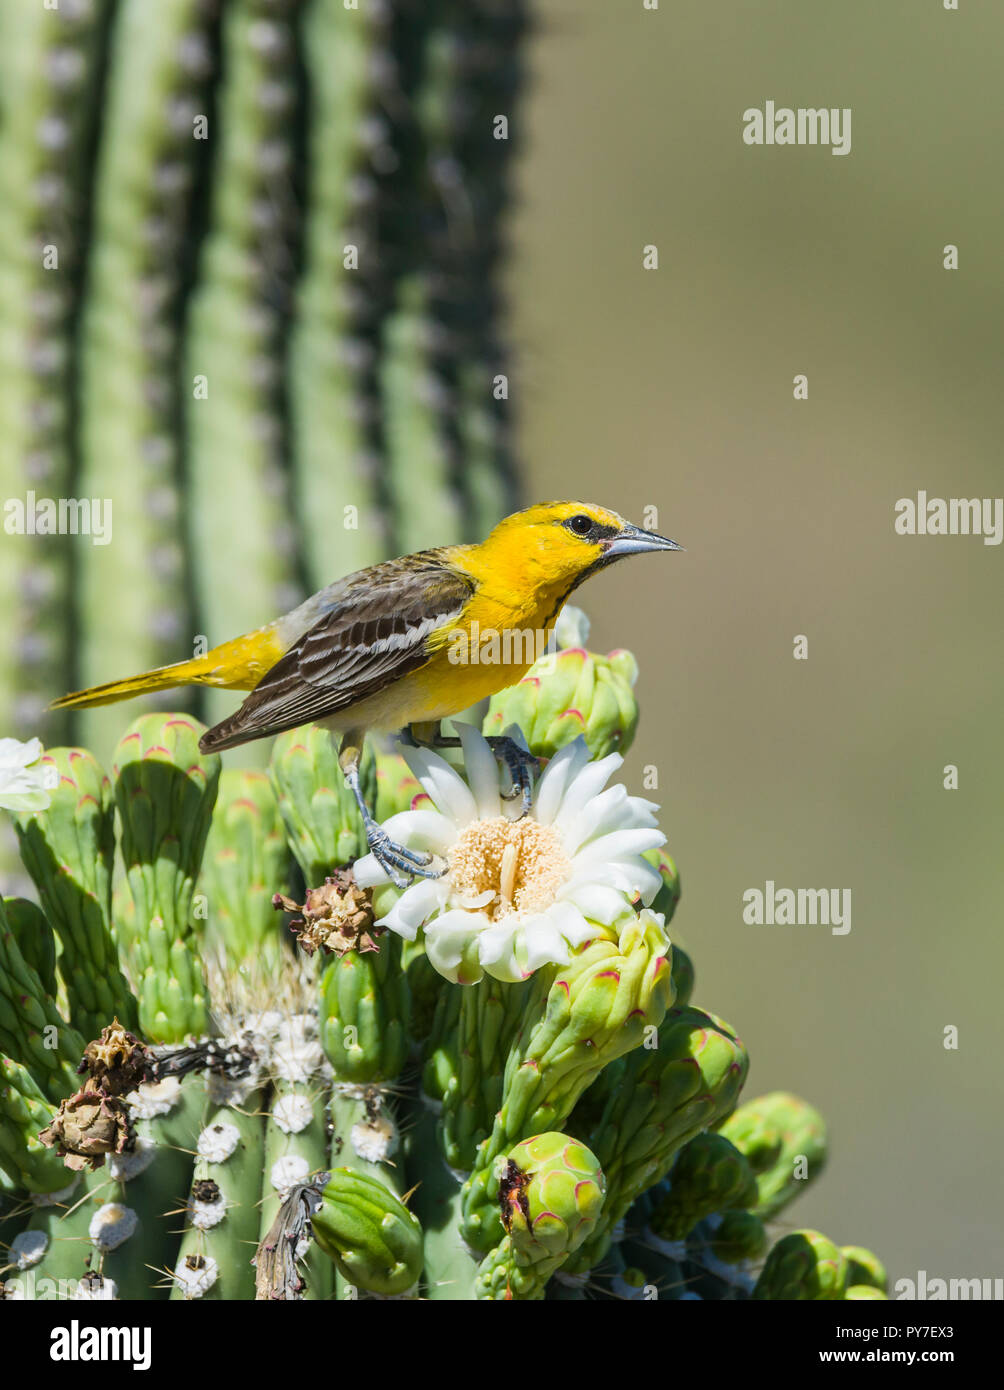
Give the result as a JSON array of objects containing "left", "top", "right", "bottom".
[{"left": 324, "top": 583, "right": 568, "bottom": 732}]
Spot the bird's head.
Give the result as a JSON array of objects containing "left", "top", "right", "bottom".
[{"left": 482, "top": 501, "right": 682, "bottom": 592}]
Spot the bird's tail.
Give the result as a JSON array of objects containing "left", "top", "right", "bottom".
[
  {"left": 50, "top": 656, "right": 226, "bottom": 710},
  {"left": 50, "top": 629, "right": 283, "bottom": 711}
]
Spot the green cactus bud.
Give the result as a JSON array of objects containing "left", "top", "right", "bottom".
[
  {"left": 842, "top": 1245, "right": 888, "bottom": 1293},
  {"left": 566, "top": 1006, "right": 750, "bottom": 1274},
  {"left": 269, "top": 724, "right": 376, "bottom": 881},
  {"left": 199, "top": 768, "right": 291, "bottom": 973},
  {"left": 0, "top": 1056, "right": 69, "bottom": 1195},
  {"left": 3, "top": 897, "right": 56, "bottom": 1000},
  {"left": 319, "top": 929, "right": 410, "bottom": 1085},
  {"left": 13, "top": 746, "right": 137, "bottom": 1037},
  {"left": 753, "top": 1229, "right": 849, "bottom": 1301},
  {"left": 312, "top": 1168, "right": 424, "bottom": 1297},
  {"left": 461, "top": 912, "right": 674, "bottom": 1252},
  {"left": 845, "top": 1284, "right": 888, "bottom": 1300},
  {"left": 0, "top": 898, "right": 85, "bottom": 1100},
  {"left": 113, "top": 714, "right": 220, "bottom": 1043},
  {"left": 475, "top": 1133, "right": 606, "bottom": 1300},
  {"left": 709, "top": 1209, "right": 768, "bottom": 1265},
  {"left": 719, "top": 1091, "right": 828, "bottom": 1218},
  {"left": 483, "top": 644, "right": 639, "bottom": 761},
  {"left": 645, "top": 846, "right": 681, "bottom": 925},
  {"left": 649, "top": 1133, "right": 758, "bottom": 1243}
]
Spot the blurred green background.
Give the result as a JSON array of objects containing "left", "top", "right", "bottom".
[{"left": 509, "top": 0, "right": 1003, "bottom": 1281}]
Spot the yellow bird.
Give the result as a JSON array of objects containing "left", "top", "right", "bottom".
[{"left": 53, "top": 501, "right": 681, "bottom": 883}]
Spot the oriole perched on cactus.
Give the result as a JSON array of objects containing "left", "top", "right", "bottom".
[{"left": 53, "top": 503, "right": 681, "bottom": 883}]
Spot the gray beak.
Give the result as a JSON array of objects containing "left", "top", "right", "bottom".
[{"left": 605, "top": 523, "right": 684, "bottom": 559}]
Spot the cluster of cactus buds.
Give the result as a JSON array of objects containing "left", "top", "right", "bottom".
[{"left": 0, "top": 627, "right": 886, "bottom": 1302}]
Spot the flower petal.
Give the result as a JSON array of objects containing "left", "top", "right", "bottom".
[
  {"left": 532, "top": 737, "right": 592, "bottom": 826},
  {"left": 557, "top": 785, "right": 624, "bottom": 857},
  {"left": 0, "top": 737, "right": 51, "bottom": 813},
  {"left": 557, "top": 880, "right": 634, "bottom": 926},
  {"left": 0, "top": 736, "right": 42, "bottom": 770},
  {"left": 424, "top": 909, "right": 490, "bottom": 984},
  {"left": 476, "top": 918, "right": 523, "bottom": 982},
  {"left": 383, "top": 809, "right": 459, "bottom": 855},
  {"left": 569, "top": 856, "right": 663, "bottom": 903},
  {"left": 351, "top": 853, "right": 388, "bottom": 888},
  {"left": 400, "top": 744, "right": 478, "bottom": 828},
  {"left": 377, "top": 878, "right": 446, "bottom": 937},
  {"left": 453, "top": 721, "right": 502, "bottom": 821},
  {"left": 571, "top": 826, "right": 665, "bottom": 867},
  {"left": 552, "top": 753, "right": 624, "bottom": 834}
]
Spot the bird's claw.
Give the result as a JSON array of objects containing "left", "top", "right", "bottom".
[
  {"left": 486, "top": 736, "right": 540, "bottom": 817},
  {"left": 365, "top": 824, "right": 444, "bottom": 888}
]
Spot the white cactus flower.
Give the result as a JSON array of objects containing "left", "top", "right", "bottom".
[
  {"left": 0, "top": 737, "right": 51, "bottom": 814},
  {"left": 354, "top": 724, "right": 665, "bottom": 984}
]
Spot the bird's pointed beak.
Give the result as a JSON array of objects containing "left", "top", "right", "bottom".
[{"left": 605, "top": 523, "right": 684, "bottom": 558}]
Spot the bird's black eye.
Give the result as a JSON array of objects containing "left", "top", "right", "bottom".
[{"left": 567, "top": 514, "right": 594, "bottom": 537}]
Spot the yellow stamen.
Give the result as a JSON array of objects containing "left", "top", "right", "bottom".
[
  {"left": 499, "top": 842, "right": 518, "bottom": 910},
  {"left": 447, "top": 816, "right": 570, "bottom": 922}
]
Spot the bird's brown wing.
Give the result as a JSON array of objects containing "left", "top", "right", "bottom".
[{"left": 200, "top": 555, "right": 474, "bottom": 752}]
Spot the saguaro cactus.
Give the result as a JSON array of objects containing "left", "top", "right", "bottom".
[{"left": 0, "top": 0, "right": 524, "bottom": 834}]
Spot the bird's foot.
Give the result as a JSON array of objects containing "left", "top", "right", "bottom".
[
  {"left": 484, "top": 736, "right": 540, "bottom": 817},
  {"left": 404, "top": 724, "right": 540, "bottom": 817},
  {"left": 365, "top": 822, "right": 444, "bottom": 889}
]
